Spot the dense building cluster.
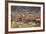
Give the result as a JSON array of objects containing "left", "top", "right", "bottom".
[{"left": 11, "top": 11, "right": 40, "bottom": 23}]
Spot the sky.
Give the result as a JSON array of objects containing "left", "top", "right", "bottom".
[{"left": 11, "top": 6, "right": 41, "bottom": 13}]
